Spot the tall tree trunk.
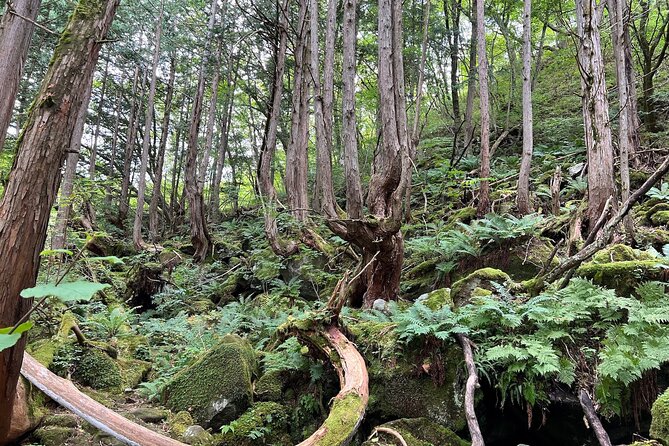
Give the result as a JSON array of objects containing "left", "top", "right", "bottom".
[
  {"left": 475, "top": 0, "right": 491, "bottom": 217},
  {"left": 517, "top": 0, "right": 533, "bottom": 215},
  {"left": 258, "top": 0, "right": 297, "bottom": 256},
  {"left": 576, "top": 0, "right": 617, "bottom": 231},
  {"left": 198, "top": 42, "right": 222, "bottom": 194},
  {"left": 463, "top": 2, "right": 477, "bottom": 153},
  {"left": 133, "top": 1, "right": 163, "bottom": 250},
  {"left": 286, "top": 0, "right": 310, "bottom": 222},
  {"left": 0, "top": 0, "right": 41, "bottom": 152},
  {"left": 444, "top": 0, "right": 461, "bottom": 131},
  {"left": 342, "top": 0, "right": 363, "bottom": 218},
  {"left": 611, "top": 0, "right": 634, "bottom": 237},
  {"left": 88, "top": 57, "right": 108, "bottom": 181},
  {"left": 0, "top": 0, "right": 118, "bottom": 439},
  {"left": 149, "top": 54, "right": 175, "bottom": 241},
  {"left": 184, "top": 0, "right": 218, "bottom": 262},
  {"left": 104, "top": 90, "right": 121, "bottom": 209},
  {"left": 119, "top": 66, "right": 145, "bottom": 225}
]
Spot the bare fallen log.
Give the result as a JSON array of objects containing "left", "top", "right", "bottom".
[
  {"left": 21, "top": 353, "right": 186, "bottom": 446},
  {"left": 579, "top": 389, "right": 612, "bottom": 446},
  {"left": 455, "top": 333, "right": 485, "bottom": 446}
]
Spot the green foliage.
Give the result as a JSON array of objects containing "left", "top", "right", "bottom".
[
  {"left": 647, "top": 183, "right": 669, "bottom": 201},
  {"left": 85, "top": 306, "right": 133, "bottom": 340},
  {"left": 20, "top": 281, "right": 109, "bottom": 302},
  {"left": 0, "top": 322, "right": 34, "bottom": 352},
  {"left": 262, "top": 337, "right": 308, "bottom": 373}
]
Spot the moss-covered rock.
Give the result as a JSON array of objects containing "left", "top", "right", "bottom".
[
  {"left": 362, "top": 418, "right": 470, "bottom": 446},
  {"left": 125, "top": 407, "right": 169, "bottom": 423},
  {"left": 420, "top": 287, "right": 453, "bottom": 310},
  {"left": 34, "top": 426, "right": 73, "bottom": 446},
  {"left": 652, "top": 211, "right": 669, "bottom": 226},
  {"left": 576, "top": 260, "right": 666, "bottom": 295},
  {"left": 42, "top": 413, "right": 79, "bottom": 428},
  {"left": 451, "top": 268, "right": 511, "bottom": 307},
  {"left": 168, "top": 411, "right": 195, "bottom": 437},
  {"left": 592, "top": 244, "right": 657, "bottom": 263},
  {"left": 73, "top": 349, "right": 123, "bottom": 391},
  {"left": 255, "top": 370, "right": 284, "bottom": 402},
  {"left": 162, "top": 335, "right": 257, "bottom": 429},
  {"left": 444, "top": 207, "right": 477, "bottom": 230},
  {"left": 211, "top": 402, "right": 291, "bottom": 446},
  {"left": 27, "top": 338, "right": 60, "bottom": 368},
  {"left": 118, "top": 358, "right": 152, "bottom": 389},
  {"left": 651, "top": 388, "right": 669, "bottom": 444}
]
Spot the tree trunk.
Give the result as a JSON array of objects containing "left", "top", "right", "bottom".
[
  {"left": 475, "top": 0, "right": 491, "bottom": 217},
  {"left": 463, "top": 2, "right": 477, "bottom": 153},
  {"left": 88, "top": 57, "right": 108, "bottom": 181},
  {"left": 133, "top": 1, "right": 163, "bottom": 250},
  {"left": 197, "top": 42, "right": 222, "bottom": 194},
  {"left": 149, "top": 54, "right": 175, "bottom": 241},
  {"left": 576, "top": 0, "right": 617, "bottom": 231},
  {"left": 517, "top": 0, "right": 533, "bottom": 215},
  {"left": 444, "top": 0, "right": 462, "bottom": 131},
  {"left": 0, "top": 0, "right": 41, "bottom": 152},
  {"left": 342, "top": 0, "right": 363, "bottom": 218},
  {"left": 104, "top": 90, "right": 121, "bottom": 209},
  {"left": 184, "top": 0, "right": 218, "bottom": 262},
  {"left": 610, "top": 0, "right": 634, "bottom": 237},
  {"left": 0, "top": 0, "right": 118, "bottom": 439},
  {"left": 119, "top": 66, "right": 145, "bottom": 225}
]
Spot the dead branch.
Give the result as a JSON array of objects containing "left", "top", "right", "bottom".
[
  {"left": 455, "top": 333, "right": 485, "bottom": 446},
  {"left": 371, "top": 427, "right": 409, "bottom": 446},
  {"left": 579, "top": 389, "right": 612, "bottom": 446}
]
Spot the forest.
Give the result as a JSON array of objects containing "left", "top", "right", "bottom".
[{"left": 2, "top": 0, "right": 669, "bottom": 444}]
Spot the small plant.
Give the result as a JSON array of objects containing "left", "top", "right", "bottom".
[{"left": 647, "top": 182, "right": 669, "bottom": 201}]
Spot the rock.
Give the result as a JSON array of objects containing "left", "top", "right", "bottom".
[
  {"left": 255, "top": 370, "right": 284, "bottom": 402},
  {"left": 34, "top": 426, "right": 72, "bottom": 446},
  {"left": 43, "top": 413, "right": 79, "bottom": 428},
  {"left": 451, "top": 267, "right": 511, "bottom": 307},
  {"left": 127, "top": 407, "right": 169, "bottom": 423},
  {"left": 210, "top": 402, "right": 291, "bottom": 446},
  {"left": 72, "top": 349, "right": 123, "bottom": 391},
  {"left": 94, "top": 431, "right": 126, "bottom": 446},
  {"left": 651, "top": 388, "right": 669, "bottom": 443},
  {"left": 568, "top": 162, "right": 585, "bottom": 177},
  {"left": 373, "top": 299, "right": 387, "bottom": 311},
  {"left": 168, "top": 411, "right": 195, "bottom": 437},
  {"left": 182, "top": 425, "right": 212, "bottom": 444},
  {"left": 162, "top": 335, "right": 257, "bottom": 429},
  {"left": 419, "top": 288, "right": 453, "bottom": 310},
  {"left": 361, "top": 418, "right": 469, "bottom": 446}
]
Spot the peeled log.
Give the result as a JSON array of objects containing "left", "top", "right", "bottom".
[
  {"left": 21, "top": 353, "right": 186, "bottom": 446},
  {"left": 296, "top": 326, "right": 369, "bottom": 446}
]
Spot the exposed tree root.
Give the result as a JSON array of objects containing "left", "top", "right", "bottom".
[
  {"left": 370, "top": 426, "right": 409, "bottom": 446},
  {"left": 455, "top": 333, "right": 485, "bottom": 446},
  {"left": 288, "top": 325, "right": 369, "bottom": 446},
  {"left": 20, "top": 353, "right": 187, "bottom": 446},
  {"left": 579, "top": 389, "right": 612, "bottom": 446}
]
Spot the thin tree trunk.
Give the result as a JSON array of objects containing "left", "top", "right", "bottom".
[
  {"left": 149, "top": 54, "right": 175, "bottom": 242},
  {"left": 463, "top": 2, "right": 477, "bottom": 153},
  {"left": 198, "top": 42, "right": 222, "bottom": 193},
  {"left": 517, "top": 0, "right": 533, "bottom": 215},
  {"left": 475, "top": 0, "right": 491, "bottom": 217},
  {"left": 184, "top": 0, "right": 218, "bottom": 261},
  {"left": 576, "top": 0, "right": 617, "bottom": 231},
  {"left": 444, "top": 0, "right": 462, "bottom": 131},
  {"left": 133, "top": 1, "right": 163, "bottom": 250},
  {"left": 341, "top": 0, "right": 363, "bottom": 219},
  {"left": 104, "top": 90, "right": 121, "bottom": 209},
  {"left": 0, "top": 0, "right": 118, "bottom": 439},
  {"left": 88, "top": 57, "right": 109, "bottom": 181},
  {"left": 0, "top": 0, "right": 41, "bottom": 152}
]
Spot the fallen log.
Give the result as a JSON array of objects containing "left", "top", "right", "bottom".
[
  {"left": 455, "top": 333, "right": 485, "bottom": 446},
  {"left": 20, "top": 353, "right": 186, "bottom": 446}
]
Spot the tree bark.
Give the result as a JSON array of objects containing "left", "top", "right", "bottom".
[
  {"left": 133, "top": 0, "right": 163, "bottom": 250},
  {"left": 517, "top": 0, "right": 533, "bottom": 215},
  {"left": 104, "top": 90, "right": 121, "bottom": 209},
  {"left": 88, "top": 57, "right": 108, "bottom": 181},
  {"left": 197, "top": 41, "right": 222, "bottom": 194},
  {"left": 0, "top": 0, "right": 118, "bottom": 439},
  {"left": 184, "top": 0, "right": 218, "bottom": 261},
  {"left": 149, "top": 54, "right": 175, "bottom": 241},
  {"left": 475, "top": 0, "right": 491, "bottom": 217},
  {"left": 0, "top": 0, "right": 41, "bottom": 152},
  {"left": 444, "top": 0, "right": 461, "bottom": 131},
  {"left": 463, "top": 2, "right": 477, "bottom": 153},
  {"left": 576, "top": 0, "right": 617, "bottom": 232}
]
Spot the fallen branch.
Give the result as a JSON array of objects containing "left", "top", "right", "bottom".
[
  {"left": 371, "top": 427, "right": 409, "bottom": 446},
  {"left": 296, "top": 326, "right": 369, "bottom": 446},
  {"left": 543, "top": 154, "right": 669, "bottom": 285},
  {"left": 21, "top": 353, "right": 186, "bottom": 446},
  {"left": 579, "top": 389, "right": 612, "bottom": 446},
  {"left": 455, "top": 333, "right": 485, "bottom": 446}
]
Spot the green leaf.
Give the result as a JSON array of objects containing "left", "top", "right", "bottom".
[
  {"left": 85, "top": 256, "right": 124, "bottom": 265},
  {"left": 0, "top": 322, "right": 34, "bottom": 352},
  {"left": 40, "top": 248, "right": 73, "bottom": 257},
  {"left": 20, "top": 281, "right": 110, "bottom": 302}
]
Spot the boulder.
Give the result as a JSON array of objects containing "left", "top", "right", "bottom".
[
  {"left": 651, "top": 388, "right": 669, "bottom": 443},
  {"left": 162, "top": 335, "right": 257, "bottom": 429},
  {"left": 451, "top": 268, "right": 511, "bottom": 307},
  {"left": 362, "top": 418, "right": 469, "bottom": 446}
]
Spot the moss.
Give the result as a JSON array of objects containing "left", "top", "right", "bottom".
[
  {"left": 73, "top": 349, "right": 123, "bottom": 390},
  {"left": 162, "top": 335, "right": 257, "bottom": 429},
  {"left": 43, "top": 413, "right": 79, "bottom": 428},
  {"left": 423, "top": 288, "right": 453, "bottom": 310},
  {"left": 313, "top": 393, "right": 364, "bottom": 446},
  {"left": 451, "top": 268, "right": 511, "bottom": 307},
  {"left": 27, "top": 338, "right": 60, "bottom": 367},
  {"left": 592, "top": 244, "right": 656, "bottom": 263},
  {"left": 576, "top": 260, "right": 666, "bottom": 294},
  {"left": 212, "top": 402, "right": 291, "bottom": 446},
  {"left": 58, "top": 311, "right": 80, "bottom": 338},
  {"left": 361, "top": 418, "right": 470, "bottom": 446},
  {"left": 255, "top": 370, "right": 284, "bottom": 402},
  {"left": 641, "top": 202, "right": 669, "bottom": 225},
  {"left": 345, "top": 319, "right": 399, "bottom": 362},
  {"left": 444, "top": 207, "right": 476, "bottom": 230},
  {"left": 169, "top": 411, "right": 195, "bottom": 437},
  {"left": 651, "top": 388, "right": 669, "bottom": 443},
  {"left": 35, "top": 426, "right": 73, "bottom": 446},
  {"left": 118, "top": 358, "right": 151, "bottom": 389},
  {"left": 652, "top": 211, "right": 669, "bottom": 226},
  {"left": 637, "top": 227, "right": 669, "bottom": 247}
]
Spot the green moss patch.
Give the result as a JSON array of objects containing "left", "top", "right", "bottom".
[{"left": 651, "top": 388, "right": 669, "bottom": 443}]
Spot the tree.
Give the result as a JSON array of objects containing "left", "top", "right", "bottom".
[
  {"left": 184, "top": 0, "right": 218, "bottom": 262},
  {"left": 575, "top": 0, "right": 616, "bottom": 231},
  {"left": 516, "top": 0, "right": 533, "bottom": 215},
  {"left": 0, "top": 0, "right": 119, "bottom": 438},
  {"left": 476, "top": 0, "right": 491, "bottom": 217},
  {"left": 133, "top": 0, "right": 164, "bottom": 249},
  {"left": 0, "top": 0, "right": 41, "bottom": 151}
]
